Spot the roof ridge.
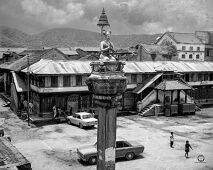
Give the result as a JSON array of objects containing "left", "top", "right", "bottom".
[
  {"left": 168, "top": 32, "right": 195, "bottom": 34},
  {"left": 32, "top": 59, "right": 52, "bottom": 74}
]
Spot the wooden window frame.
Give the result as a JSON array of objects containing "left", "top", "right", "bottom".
[
  {"left": 63, "top": 75, "right": 70, "bottom": 87},
  {"left": 76, "top": 75, "right": 82, "bottom": 86},
  {"left": 51, "top": 76, "right": 58, "bottom": 87},
  {"left": 131, "top": 74, "right": 137, "bottom": 83}
]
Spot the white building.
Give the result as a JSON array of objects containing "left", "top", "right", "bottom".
[{"left": 156, "top": 32, "right": 205, "bottom": 61}]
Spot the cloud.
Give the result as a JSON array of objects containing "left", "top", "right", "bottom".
[
  {"left": 0, "top": 0, "right": 213, "bottom": 34},
  {"left": 21, "top": 0, "right": 84, "bottom": 25}
]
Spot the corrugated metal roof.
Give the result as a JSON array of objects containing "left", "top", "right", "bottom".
[
  {"left": 11, "top": 72, "right": 27, "bottom": 92},
  {"left": 22, "top": 59, "right": 92, "bottom": 74},
  {"left": 21, "top": 59, "right": 213, "bottom": 75},
  {"left": 125, "top": 61, "right": 157, "bottom": 73}
]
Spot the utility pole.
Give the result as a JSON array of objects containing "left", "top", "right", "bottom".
[{"left": 27, "top": 54, "right": 30, "bottom": 126}]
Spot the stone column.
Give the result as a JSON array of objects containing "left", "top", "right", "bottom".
[
  {"left": 96, "top": 100, "right": 117, "bottom": 169},
  {"left": 86, "top": 61, "right": 127, "bottom": 170}
]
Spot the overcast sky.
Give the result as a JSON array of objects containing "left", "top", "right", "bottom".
[{"left": 0, "top": 0, "right": 213, "bottom": 35}]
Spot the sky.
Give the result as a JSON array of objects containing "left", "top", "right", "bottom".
[{"left": 0, "top": 0, "right": 213, "bottom": 35}]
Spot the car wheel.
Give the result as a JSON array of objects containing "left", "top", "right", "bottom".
[
  {"left": 67, "top": 120, "right": 71, "bottom": 125},
  {"left": 88, "top": 156, "right": 97, "bottom": 165},
  {"left": 125, "top": 152, "right": 134, "bottom": 160},
  {"left": 79, "top": 123, "right": 84, "bottom": 129}
]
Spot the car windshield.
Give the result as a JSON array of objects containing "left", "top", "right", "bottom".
[{"left": 82, "top": 114, "right": 92, "bottom": 119}]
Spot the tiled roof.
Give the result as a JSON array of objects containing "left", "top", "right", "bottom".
[
  {"left": 140, "top": 44, "right": 169, "bottom": 54},
  {"left": 0, "top": 137, "right": 30, "bottom": 168},
  {"left": 73, "top": 47, "right": 100, "bottom": 52},
  {"left": 155, "top": 80, "right": 192, "bottom": 91},
  {"left": 0, "top": 48, "right": 27, "bottom": 54},
  {"left": 22, "top": 59, "right": 91, "bottom": 74},
  {"left": 168, "top": 32, "right": 203, "bottom": 44},
  {"left": 4, "top": 48, "right": 68, "bottom": 71},
  {"left": 21, "top": 59, "right": 213, "bottom": 75},
  {"left": 18, "top": 49, "right": 46, "bottom": 56},
  {"left": 133, "top": 73, "right": 163, "bottom": 94}
]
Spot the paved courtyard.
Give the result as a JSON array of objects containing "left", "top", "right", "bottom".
[{"left": 1, "top": 98, "right": 213, "bottom": 170}]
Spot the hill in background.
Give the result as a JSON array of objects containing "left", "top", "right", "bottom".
[{"left": 0, "top": 26, "right": 161, "bottom": 48}]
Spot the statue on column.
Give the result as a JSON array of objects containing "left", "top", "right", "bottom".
[{"left": 100, "top": 30, "right": 116, "bottom": 61}]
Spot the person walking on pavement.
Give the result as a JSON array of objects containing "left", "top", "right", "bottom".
[
  {"left": 29, "top": 101, "right": 33, "bottom": 114},
  {"left": 170, "top": 132, "right": 174, "bottom": 148},
  {"left": 23, "top": 100, "right": 27, "bottom": 111},
  {"left": 185, "top": 140, "right": 193, "bottom": 158},
  {"left": 53, "top": 105, "right": 57, "bottom": 118}
]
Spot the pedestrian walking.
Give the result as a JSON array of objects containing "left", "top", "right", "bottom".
[
  {"left": 29, "top": 101, "right": 33, "bottom": 114},
  {"left": 53, "top": 105, "right": 57, "bottom": 118},
  {"left": 170, "top": 132, "right": 174, "bottom": 148},
  {"left": 185, "top": 140, "right": 193, "bottom": 158},
  {"left": 57, "top": 108, "right": 62, "bottom": 117},
  {"left": 0, "top": 128, "right": 4, "bottom": 137},
  {"left": 20, "top": 94, "right": 25, "bottom": 109},
  {"left": 23, "top": 100, "right": 27, "bottom": 111}
]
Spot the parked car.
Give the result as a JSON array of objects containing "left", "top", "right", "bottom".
[
  {"left": 67, "top": 112, "right": 97, "bottom": 128},
  {"left": 77, "top": 140, "right": 144, "bottom": 165}
]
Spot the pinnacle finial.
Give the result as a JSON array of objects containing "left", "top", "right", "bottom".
[{"left": 97, "top": 8, "right": 110, "bottom": 27}]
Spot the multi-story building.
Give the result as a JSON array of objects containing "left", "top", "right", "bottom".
[
  {"left": 2, "top": 49, "right": 213, "bottom": 117},
  {"left": 195, "top": 31, "right": 213, "bottom": 61},
  {"left": 156, "top": 32, "right": 205, "bottom": 61},
  {"left": 135, "top": 43, "right": 177, "bottom": 61},
  {"left": 13, "top": 59, "right": 213, "bottom": 117},
  {"left": 0, "top": 48, "right": 69, "bottom": 111}
]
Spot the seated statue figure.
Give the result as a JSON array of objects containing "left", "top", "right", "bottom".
[{"left": 100, "top": 30, "right": 116, "bottom": 61}]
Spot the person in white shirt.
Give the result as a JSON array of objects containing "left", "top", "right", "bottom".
[{"left": 29, "top": 101, "right": 33, "bottom": 114}]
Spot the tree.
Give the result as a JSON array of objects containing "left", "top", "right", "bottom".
[{"left": 161, "top": 40, "right": 177, "bottom": 60}]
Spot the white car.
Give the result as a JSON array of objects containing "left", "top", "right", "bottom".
[{"left": 67, "top": 112, "right": 98, "bottom": 128}]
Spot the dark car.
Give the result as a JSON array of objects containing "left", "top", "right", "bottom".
[{"left": 77, "top": 140, "right": 144, "bottom": 165}]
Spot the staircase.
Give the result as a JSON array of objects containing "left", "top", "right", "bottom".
[{"left": 139, "top": 104, "right": 156, "bottom": 116}]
